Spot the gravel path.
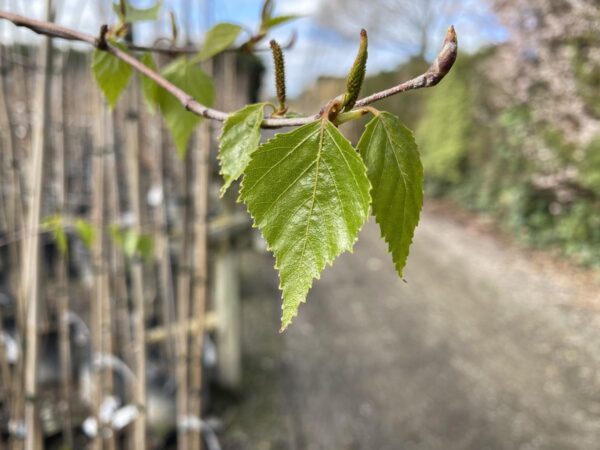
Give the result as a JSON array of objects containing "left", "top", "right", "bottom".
[{"left": 222, "top": 209, "right": 600, "bottom": 450}]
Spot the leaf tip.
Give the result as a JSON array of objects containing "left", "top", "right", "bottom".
[
  {"left": 280, "top": 306, "right": 298, "bottom": 332},
  {"left": 218, "top": 183, "right": 229, "bottom": 198}
]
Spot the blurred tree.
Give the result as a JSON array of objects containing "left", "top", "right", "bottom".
[
  {"left": 490, "top": 0, "right": 600, "bottom": 145},
  {"left": 317, "top": 0, "right": 458, "bottom": 58}
]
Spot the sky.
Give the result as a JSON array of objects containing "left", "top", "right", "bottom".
[{"left": 0, "top": 0, "right": 506, "bottom": 97}]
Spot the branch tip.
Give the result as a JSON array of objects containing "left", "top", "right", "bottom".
[
  {"left": 445, "top": 25, "right": 457, "bottom": 44},
  {"left": 425, "top": 25, "right": 458, "bottom": 86},
  {"left": 0, "top": 11, "right": 459, "bottom": 129}
]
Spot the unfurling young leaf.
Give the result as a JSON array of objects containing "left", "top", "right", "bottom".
[
  {"left": 157, "top": 58, "right": 214, "bottom": 157},
  {"left": 196, "top": 23, "right": 242, "bottom": 62},
  {"left": 92, "top": 44, "right": 133, "bottom": 108},
  {"left": 259, "top": 0, "right": 300, "bottom": 32},
  {"left": 240, "top": 120, "right": 371, "bottom": 330},
  {"left": 261, "top": 0, "right": 275, "bottom": 22},
  {"left": 218, "top": 103, "right": 267, "bottom": 196},
  {"left": 357, "top": 112, "right": 423, "bottom": 278},
  {"left": 261, "top": 15, "right": 301, "bottom": 31},
  {"left": 112, "top": 1, "right": 162, "bottom": 23}
]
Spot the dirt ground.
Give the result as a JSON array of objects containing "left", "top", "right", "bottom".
[{"left": 218, "top": 205, "right": 600, "bottom": 450}]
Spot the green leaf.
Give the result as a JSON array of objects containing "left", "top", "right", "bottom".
[
  {"left": 42, "top": 215, "right": 68, "bottom": 256},
  {"left": 92, "top": 44, "right": 133, "bottom": 108},
  {"left": 357, "top": 112, "right": 423, "bottom": 278},
  {"left": 261, "top": 15, "right": 300, "bottom": 30},
  {"left": 122, "top": 229, "right": 138, "bottom": 259},
  {"left": 196, "top": 23, "right": 242, "bottom": 62},
  {"left": 218, "top": 103, "right": 266, "bottom": 196},
  {"left": 136, "top": 234, "right": 154, "bottom": 261},
  {"left": 109, "top": 226, "right": 153, "bottom": 261},
  {"left": 240, "top": 120, "right": 371, "bottom": 330},
  {"left": 158, "top": 58, "right": 214, "bottom": 157},
  {"left": 74, "top": 219, "right": 96, "bottom": 250},
  {"left": 113, "top": 1, "right": 162, "bottom": 22},
  {"left": 140, "top": 53, "right": 160, "bottom": 113}
]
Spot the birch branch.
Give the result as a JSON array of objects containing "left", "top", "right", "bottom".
[{"left": 0, "top": 11, "right": 458, "bottom": 128}]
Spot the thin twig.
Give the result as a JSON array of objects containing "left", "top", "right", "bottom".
[
  {"left": 126, "top": 31, "right": 297, "bottom": 55},
  {"left": 0, "top": 11, "right": 458, "bottom": 128},
  {"left": 355, "top": 26, "right": 458, "bottom": 107}
]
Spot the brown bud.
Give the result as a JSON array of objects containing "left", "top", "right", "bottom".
[{"left": 425, "top": 26, "right": 458, "bottom": 86}]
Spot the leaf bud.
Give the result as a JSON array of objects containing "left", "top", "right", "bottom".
[
  {"left": 425, "top": 26, "right": 458, "bottom": 86},
  {"left": 343, "top": 29, "right": 368, "bottom": 111},
  {"left": 270, "top": 39, "right": 287, "bottom": 115}
]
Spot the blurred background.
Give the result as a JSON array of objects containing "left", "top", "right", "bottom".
[{"left": 1, "top": 0, "right": 600, "bottom": 449}]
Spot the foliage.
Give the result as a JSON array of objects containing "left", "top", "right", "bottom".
[
  {"left": 416, "top": 64, "right": 471, "bottom": 184},
  {"left": 491, "top": 0, "right": 600, "bottom": 145},
  {"left": 259, "top": 0, "right": 300, "bottom": 34},
  {"left": 139, "top": 52, "right": 159, "bottom": 112},
  {"left": 580, "top": 137, "right": 600, "bottom": 195},
  {"left": 412, "top": 44, "right": 600, "bottom": 266},
  {"left": 196, "top": 23, "right": 243, "bottom": 62},
  {"left": 239, "top": 120, "right": 371, "bottom": 330},
  {"left": 113, "top": 0, "right": 162, "bottom": 23},
  {"left": 86, "top": 0, "right": 428, "bottom": 328},
  {"left": 218, "top": 103, "right": 267, "bottom": 196},
  {"left": 157, "top": 58, "right": 214, "bottom": 157},
  {"left": 41, "top": 217, "right": 96, "bottom": 255},
  {"left": 358, "top": 112, "right": 423, "bottom": 278},
  {"left": 41, "top": 215, "right": 68, "bottom": 255},
  {"left": 261, "top": 15, "right": 300, "bottom": 31},
  {"left": 92, "top": 44, "right": 133, "bottom": 108},
  {"left": 109, "top": 225, "right": 154, "bottom": 261},
  {"left": 74, "top": 219, "right": 96, "bottom": 250}
]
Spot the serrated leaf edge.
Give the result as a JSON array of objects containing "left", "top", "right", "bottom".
[
  {"left": 217, "top": 103, "right": 267, "bottom": 196},
  {"left": 239, "top": 120, "right": 371, "bottom": 331},
  {"left": 360, "top": 113, "right": 423, "bottom": 279}
]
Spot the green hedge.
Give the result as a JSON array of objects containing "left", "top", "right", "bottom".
[{"left": 414, "top": 53, "right": 600, "bottom": 266}]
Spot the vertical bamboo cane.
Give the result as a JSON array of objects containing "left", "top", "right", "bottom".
[
  {"left": 0, "top": 307, "right": 11, "bottom": 445},
  {"left": 90, "top": 87, "right": 107, "bottom": 450},
  {"left": 21, "top": 1, "right": 53, "bottom": 448},
  {"left": 147, "top": 111, "right": 177, "bottom": 376},
  {"left": 123, "top": 85, "right": 147, "bottom": 450},
  {"left": 105, "top": 107, "right": 133, "bottom": 449},
  {"left": 54, "top": 51, "right": 74, "bottom": 449},
  {"left": 0, "top": 45, "right": 18, "bottom": 443},
  {"left": 0, "top": 46, "right": 21, "bottom": 227},
  {"left": 188, "top": 62, "right": 213, "bottom": 450},
  {"left": 0, "top": 46, "right": 13, "bottom": 236},
  {"left": 176, "top": 149, "right": 193, "bottom": 450},
  {"left": 106, "top": 165, "right": 134, "bottom": 368},
  {"left": 99, "top": 111, "right": 116, "bottom": 450}
]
